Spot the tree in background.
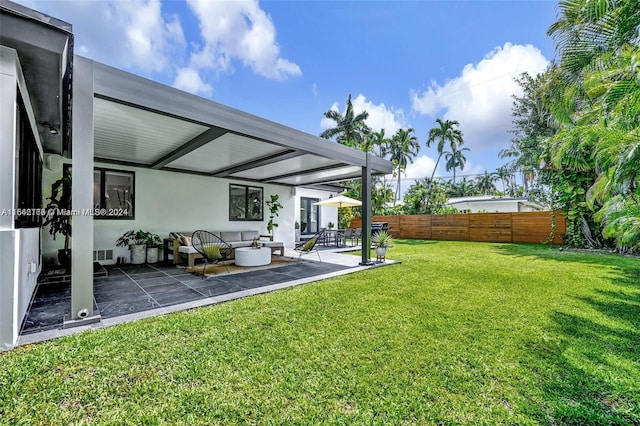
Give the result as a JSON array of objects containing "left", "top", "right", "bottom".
[
  {"left": 389, "top": 128, "right": 420, "bottom": 205},
  {"left": 541, "top": 0, "right": 640, "bottom": 250},
  {"left": 476, "top": 171, "right": 498, "bottom": 195},
  {"left": 444, "top": 146, "right": 470, "bottom": 184},
  {"left": 401, "top": 178, "right": 454, "bottom": 215},
  {"left": 320, "top": 94, "right": 371, "bottom": 148}
]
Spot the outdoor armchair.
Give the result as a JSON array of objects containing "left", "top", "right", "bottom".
[
  {"left": 191, "top": 230, "right": 233, "bottom": 278},
  {"left": 293, "top": 229, "right": 325, "bottom": 264}
]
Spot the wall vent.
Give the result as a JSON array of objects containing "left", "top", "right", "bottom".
[{"left": 93, "top": 249, "right": 114, "bottom": 262}]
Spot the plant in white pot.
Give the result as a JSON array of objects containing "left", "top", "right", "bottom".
[
  {"left": 294, "top": 221, "right": 301, "bottom": 242},
  {"left": 371, "top": 229, "right": 393, "bottom": 261},
  {"left": 116, "top": 230, "right": 148, "bottom": 264},
  {"left": 144, "top": 232, "right": 162, "bottom": 264}
]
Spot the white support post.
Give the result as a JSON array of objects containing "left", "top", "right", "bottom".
[{"left": 65, "top": 56, "right": 99, "bottom": 327}]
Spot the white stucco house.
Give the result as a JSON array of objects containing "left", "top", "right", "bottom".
[
  {"left": 445, "top": 196, "right": 547, "bottom": 213},
  {"left": 0, "top": 1, "right": 392, "bottom": 350}
]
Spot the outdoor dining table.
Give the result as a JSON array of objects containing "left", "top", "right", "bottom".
[{"left": 322, "top": 229, "right": 346, "bottom": 247}]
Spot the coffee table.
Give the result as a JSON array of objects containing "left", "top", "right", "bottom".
[{"left": 235, "top": 247, "right": 272, "bottom": 267}]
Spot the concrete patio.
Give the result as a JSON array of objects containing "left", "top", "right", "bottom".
[{"left": 18, "top": 248, "right": 394, "bottom": 347}]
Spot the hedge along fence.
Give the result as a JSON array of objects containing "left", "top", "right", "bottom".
[{"left": 350, "top": 211, "right": 567, "bottom": 245}]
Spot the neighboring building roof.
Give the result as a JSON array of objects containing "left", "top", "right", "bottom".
[{"left": 446, "top": 196, "right": 547, "bottom": 211}]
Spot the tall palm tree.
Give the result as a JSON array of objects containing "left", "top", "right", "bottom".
[
  {"left": 320, "top": 94, "right": 371, "bottom": 148},
  {"left": 389, "top": 128, "right": 420, "bottom": 204},
  {"left": 425, "top": 119, "right": 464, "bottom": 182},
  {"left": 444, "top": 146, "right": 470, "bottom": 184},
  {"left": 495, "top": 165, "right": 512, "bottom": 195},
  {"left": 476, "top": 170, "right": 498, "bottom": 195}
]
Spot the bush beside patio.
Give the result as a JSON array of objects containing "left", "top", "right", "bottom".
[{"left": 1, "top": 241, "right": 638, "bottom": 424}]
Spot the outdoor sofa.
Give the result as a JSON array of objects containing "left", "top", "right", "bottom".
[{"left": 170, "top": 231, "right": 284, "bottom": 267}]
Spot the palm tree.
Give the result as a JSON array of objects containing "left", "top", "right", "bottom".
[
  {"left": 495, "top": 165, "right": 512, "bottom": 195},
  {"left": 389, "top": 128, "right": 419, "bottom": 204},
  {"left": 320, "top": 94, "right": 371, "bottom": 148},
  {"left": 543, "top": 0, "right": 640, "bottom": 249},
  {"left": 364, "top": 129, "right": 390, "bottom": 157},
  {"left": 476, "top": 170, "right": 498, "bottom": 195},
  {"left": 444, "top": 146, "right": 470, "bottom": 184},
  {"left": 425, "top": 119, "right": 464, "bottom": 182}
]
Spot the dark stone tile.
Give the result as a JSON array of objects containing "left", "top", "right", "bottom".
[
  {"left": 33, "top": 283, "right": 71, "bottom": 301},
  {"left": 135, "top": 276, "right": 182, "bottom": 290},
  {"left": 143, "top": 282, "right": 192, "bottom": 296},
  {"left": 189, "top": 281, "right": 245, "bottom": 297},
  {"left": 21, "top": 299, "right": 69, "bottom": 331},
  {"left": 127, "top": 271, "right": 167, "bottom": 280},
  {"left": 174, "top": 272, "right": 206, "bottom": 283},
  {"left": 97, "top": 296, "right": 160, "bottom": 319},
  {"left": 150, "top": 266, "right": 188, "bottom": 276},
  {"left": 115, "top": 264, "right": 158, "bottom": 275},
  {"left": 152, "top": 288, "right": 205, "bottom": 306},
  {"left": 93, "top": 282, "right": 146, "bottom": 300}
]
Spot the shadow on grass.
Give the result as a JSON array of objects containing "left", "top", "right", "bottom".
[
  {"left": 530, "top": 310, "right": 640, "bottom": 425},
  {"left": 492, "top": 243, "right": 640, "bottom": 290},
  {"left": 485, "top": 243, "right": 639, "bottom": 423}
]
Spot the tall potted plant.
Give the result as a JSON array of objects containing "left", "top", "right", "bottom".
[
  {"left": 42, "top": 167, "right": 72, "bottom": 271},
  {"left": 265, "top": 194, "right": 283, "bottom": 239},
  {"left": 116, "top": 230, "right": 148, "bottom": 264}
]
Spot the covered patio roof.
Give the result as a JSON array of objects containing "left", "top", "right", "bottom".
[{"left": 89, "top": 60, "right": 392, "bottom": 189}]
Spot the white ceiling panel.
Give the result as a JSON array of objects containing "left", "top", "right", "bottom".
[
  {"left": 273, "top": 166, "right": 363, "bottom": 185},
  {"left": 166, "top": 133, "right": 285, "bottom": 173},
  {"left": 94, "top": 98, "right": 208, "bottom": 163},
  {"left": 231, "top": 154, "right": 339, "bottom": 180}
]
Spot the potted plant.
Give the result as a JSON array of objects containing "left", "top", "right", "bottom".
[
  {"left": 371, "top": 229, "right": 393, "bottom": 261},
  {"left": 265, "top": 194, "right": 283, "bottom": 239},
  {"left": 327, "top": 221, "right": 335, "bottom": 230},
  {"left": 116, "top": 230, "right": 148, "bottom": 264},
  {"left": 143, "top": 232, "right": 162, "bottom": 264},
  {"left": 42, "top": 167, "right": 72, "bottom": 271},
  {"left": 294, "top": 221, "right": 301, "bottom": 242}
]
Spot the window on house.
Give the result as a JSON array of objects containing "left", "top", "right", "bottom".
[
  {"left": 229, "top": 184, "right": 263, "bottom": 221},
  {"left": 64, "top": 165, "right": 135, "bottom": 219},
  {"left": 15, "top": 92, "right": 42, "bottom": 228}
]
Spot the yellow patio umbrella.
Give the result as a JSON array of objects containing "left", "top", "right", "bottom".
[{"left": 312, "top": 195, "right": 362, "bottom": 208}]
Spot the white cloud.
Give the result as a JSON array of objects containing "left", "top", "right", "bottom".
[
  {"left": 320, "top": 94, "right": 407, "bottom": 136},
  {"left": 185, "top": 0, "right": 301, "bottom": 80},
  {"left": 405, "top": 155, "right": 438, "bottom": 180},
  {"left": 20, "top": 0, "right": 186, "bottom": 73},
  {"left": 173, "top": 66, "right": 213, "bottom": 96},
  {"left": 411, "top": 43, "right": 548, "bottom": 153}
]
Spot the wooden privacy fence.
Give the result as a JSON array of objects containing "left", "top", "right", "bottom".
[{"left": 350, "top": 211, "right": 567, "bottom": 245}]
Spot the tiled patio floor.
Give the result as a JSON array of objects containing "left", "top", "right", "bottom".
[{"left": 18, "top": 246, "right": 394, "bottom": 348}]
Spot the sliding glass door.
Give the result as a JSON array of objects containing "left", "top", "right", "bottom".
[{"left": 300, "top": 197, "right": 319, "bottom": 235}]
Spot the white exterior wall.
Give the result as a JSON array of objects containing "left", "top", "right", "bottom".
[
  {"left": 0, "top": 48, "right": 42, "bottom": 351},
  {"left": 296, "top": 187, "right": 340, "bottom": 231},
  {"left": 42, "top": 162, "right": 326, "bottom": 264},
  {"left": 452, "top": 200, "right": 521, "bottom": 213}
]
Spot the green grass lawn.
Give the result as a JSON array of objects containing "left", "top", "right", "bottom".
[{"left": 1, "top": 241, "right": 638, "bottom": 425}]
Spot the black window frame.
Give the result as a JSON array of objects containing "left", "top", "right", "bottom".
[
  {"left": 229, "top": 184, "right": 263, "bottom": 221},
  {"left": 15, "top": 90, "right": 42, "bottom": 228},
  {"left": 63, "top": 164, "right": 135, "bottom": 220}
]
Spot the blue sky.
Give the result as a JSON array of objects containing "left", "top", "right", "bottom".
[{"left": 20, "top": 0, "right": 557, "bottom": 191}]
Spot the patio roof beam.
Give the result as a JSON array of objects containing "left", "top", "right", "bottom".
[
  {"left": 211, "top": 149, "right": 304, "bottom": 177},
  {"left": 151, "top": 126, "right": 228, "bottom": 169},
  {"left": 263, "top": 163, "right": 349, "bottom": 182}
]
